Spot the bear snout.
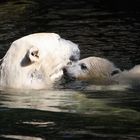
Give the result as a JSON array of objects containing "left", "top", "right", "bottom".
[{"left": 62, "top": 67, "right": 76, "bottom": 81}]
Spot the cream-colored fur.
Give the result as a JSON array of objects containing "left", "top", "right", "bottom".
[
  {"left": 64, "top": 57, "right": 120, "bottom": 85},
  {"left": 0, "top": 33, "right": 80, "bottom": 89},
  {"left": 113, "top": 65, "right": 140, "bottom": 86},
  {"left": 64, "top": 56, "right": 140, "bottom": 87}
]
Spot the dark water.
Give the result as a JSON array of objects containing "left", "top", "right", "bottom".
[{"left": 0, "top": 0, "right": 140, "bottom": 139}]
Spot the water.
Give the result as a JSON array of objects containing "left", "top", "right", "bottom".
[{"left": 0, "top": 0, "right": 140, "bottom": 139}]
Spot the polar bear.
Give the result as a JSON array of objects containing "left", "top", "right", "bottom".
[
  {"left": 63, "top": 56, "right": 140, "bottom": 87},
  {"left": 63, "top": 57, "right": 120, "bottom": 85},
  {"left": 0, "top": 33, "right": 80, "bottom": 89}
]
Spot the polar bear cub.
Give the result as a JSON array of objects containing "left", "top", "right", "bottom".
[
  {"left": 0, "top": 33, "right": 80, "bottom": 89},
  {"left": 63, "top": 56, "right": 140, "bottom": 87},
  {"left": 63, "top": 57, "right": 120, "bottom": 85}
]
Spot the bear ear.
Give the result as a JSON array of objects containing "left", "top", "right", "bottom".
[{"left": 28, "top": 47, "right": 40, "bottom": 63}]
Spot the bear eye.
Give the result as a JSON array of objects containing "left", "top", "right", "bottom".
[{"left": 80, "top": 63, "right": 88, "bottom": 70}]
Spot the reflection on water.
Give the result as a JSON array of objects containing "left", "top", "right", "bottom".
[
  {"left": 0, "top": 88, "right": 140, "bottom": 139},
  {"left": 0, "top": 0, "right": 140, "bottom": 139},
  {"left": 0, "top": 89, "right": 79, "bottom": 112}
]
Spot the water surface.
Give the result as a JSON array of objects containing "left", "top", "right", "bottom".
[{"left": 0, "top": 0, "right": 140, "bottom": 139}]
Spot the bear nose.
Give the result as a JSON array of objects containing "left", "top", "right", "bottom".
[{"left": 70, "top": 55, "right": 75, "bottom": 61}]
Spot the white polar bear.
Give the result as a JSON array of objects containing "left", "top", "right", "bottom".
[
  {"left": 0, "top": 33, "right": 80, "bottom": 89},
  {"left": 63, "top": 56, "right": 140, "bottom": 87},
  {"left": 63, "top": 57, "right": 120, "bottom": 85}
]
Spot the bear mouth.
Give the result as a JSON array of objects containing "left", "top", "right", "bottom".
[
  {"left": 62, "top": 68, "right": 76, "bottom": 82},
  {"left": 63, "top": 73, "right": 76, "bottom": 82}
]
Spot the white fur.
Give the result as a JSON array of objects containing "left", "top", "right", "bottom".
[{"left": 0, "top": 33, "right": 80, "bottom": 89}]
